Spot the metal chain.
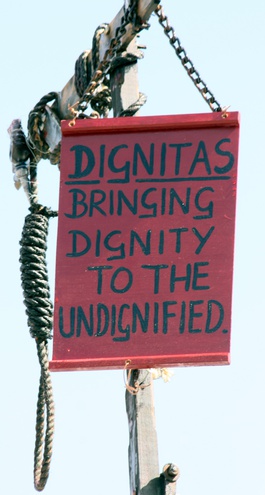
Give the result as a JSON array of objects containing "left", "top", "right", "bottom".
[
  {"left": 70, "top": 0, "right": 145, "bottom": 118},
  {"left": 155, "top": 4, "right": 222, "bottom": 112},
  {"left": 73, "top": 2, "right": 222, "bottom": 116}
]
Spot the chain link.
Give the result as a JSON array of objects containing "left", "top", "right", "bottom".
[
  {"left": 71, "top": 0, "right": 144, "bottom": 118},
  {"left": 155, "top": 5, "right": 222, "bottom": 112},
  {"left": 71, "top": 2, "right": 222, "bottom": 118}
]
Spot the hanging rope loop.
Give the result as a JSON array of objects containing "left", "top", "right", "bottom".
[
  {"left": 19, "top": 204, "right": 57, "bottom": 491},
  {"left": 34, "top": 339, "right": 55, "bottom": 491}
]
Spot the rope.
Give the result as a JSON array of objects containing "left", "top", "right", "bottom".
[
  {"left": 27, "top": 92, "right": 60, "bottom": 164},
  {"left": 90, "top": 87, "right": 112, "bottom": 117},
  {"left": 124, "top": 362, "right": 150, "bottom": 395},
  {"left": 92, "top": 24, "right": 109, "bottom": 74},
  {"left": 73, "top": 26, "right": 112, "bottom": 118},
  {"left": 118, "top": 92, "right": 147, "bottom": 117},
  {"left": 74, "top": 50, "right": 92, "bottom": 97},
  {"left": 34, "top": 340, "right": 54, "bottom": 491},
  {"left": 29, "top": 158, "right": 39, "bottom": 204},
  {"left": 19, "top": 204, "right": 57, "bottom": 491}
]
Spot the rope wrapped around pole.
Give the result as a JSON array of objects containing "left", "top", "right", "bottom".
[{"left": 19, "top": 204, "right": 57, "bottom": 491}]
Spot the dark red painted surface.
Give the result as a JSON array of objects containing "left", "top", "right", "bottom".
[{"left": 50, "top": 112, "right": 240, "bottom": 371}]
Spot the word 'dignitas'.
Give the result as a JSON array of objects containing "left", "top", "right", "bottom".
[{"left": 67, "top": 139, "right": 234, "bottom": 183}]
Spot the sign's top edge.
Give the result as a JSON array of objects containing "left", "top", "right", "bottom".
[{"left": 61, "top": 112, "right": 240, "bottom": 136}]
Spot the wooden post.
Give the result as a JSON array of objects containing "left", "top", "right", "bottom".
[
  {"left": 107, "top": 10, "right": 161, "bottom": 494},
  {"left": 126, "top": 370, "right": 161, "bottom": 495},
  {"left": 109, "top": 37, "right": 142, "bottom": 117},
  {"left": 105, "top": 5, "right": 178, "bottom": 494}
]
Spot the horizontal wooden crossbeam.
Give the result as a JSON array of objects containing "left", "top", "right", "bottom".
[{"left": 53, "top": 0, "right": 160, "bottom": 119}]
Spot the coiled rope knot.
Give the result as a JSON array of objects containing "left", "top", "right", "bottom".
[{"left": 19, "top": 204, "right": 57, "bottom": 491}]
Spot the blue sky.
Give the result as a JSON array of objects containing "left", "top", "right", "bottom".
[{"left": 1, "top": 1, "right": 265, "bottom": 494}]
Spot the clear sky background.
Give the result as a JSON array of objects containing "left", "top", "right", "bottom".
[{"left": 1, "top": 1, "right": 264, "bottom": 494}]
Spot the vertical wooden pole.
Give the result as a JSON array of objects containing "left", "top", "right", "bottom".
[
  {"left": 109, "top": 38, "right": 142, "bottom": 117},
  {"left": 109, "top": 39, "right": 161, "bottom": 495},
  {"left": 126, "top": 370, "right": 161, "bottom": 495}
]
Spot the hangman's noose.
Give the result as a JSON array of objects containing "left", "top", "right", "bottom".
[{"left": 19, "top": 204, "right": 57, "bottom": 491}]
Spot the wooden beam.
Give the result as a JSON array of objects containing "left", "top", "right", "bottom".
[
  {"left": 99, "top": 0, "right": 160, "bottom": 61},
  {"left": 126, "top": 370, "right": 161, "bottom": 495},
  {"left": 126, "top": 372, "right": 179, "bottom": 495},
  {"left": 107, "top": 9, "right": 161, "bottom": 493},
  {"left": 52, "top": 0, "right": 160, "bottom": 120},
  {"left": 109, "top": 37, "right": 142, "bottom": 117}
]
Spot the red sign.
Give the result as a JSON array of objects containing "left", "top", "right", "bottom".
[{"left": 50, "top": 112, "right": 240, "bottom": 371}]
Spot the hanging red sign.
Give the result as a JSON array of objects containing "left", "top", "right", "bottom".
[{"left": 50, "top": 112, "right": 240, "bottom": 371}]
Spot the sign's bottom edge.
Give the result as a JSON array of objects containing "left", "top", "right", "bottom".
[{"left": 49, "top": 352, "right": 230, "bottom": 371}]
